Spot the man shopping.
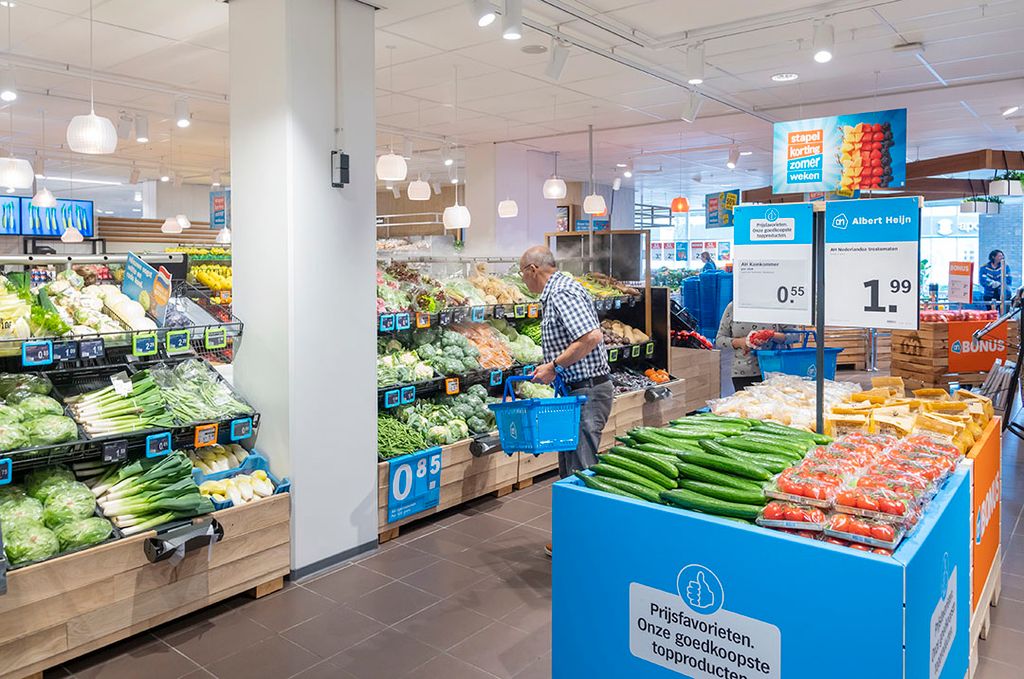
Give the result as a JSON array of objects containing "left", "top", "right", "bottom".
[{"left": 519, "top": 246, "right": 613, "bottom": 555}]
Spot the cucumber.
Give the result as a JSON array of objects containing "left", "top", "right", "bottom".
[
  {"left": 743, "top": 431, "right": 814, "bottom": 450},
  {"left": 739, "top": 434, "right": 808, "bottom": 456},
  {"left": 670, "top": 420, "right": 749, "bottom": 433},
  {"left": 640, "top": 427, "right": 723, "bottom": 441},
  {"left": 682, "top": 414, "right": 758, "bottom": 427},
  {"left": 633, "top": 431, "right": 707, "bottom": 451},
  {"left": 659, "top": 488, "right": 762, "bottom": 520},
  {"left": 721, "top": 437, "right": 802, "bottom": 461},
  {"left": 590, "top": 463, "right": 665, "bottom": 493},
  {"left": 753, "top": 422, "right": 830, "bottom": 443},
  {"left": 599, "top": 477, "right": 665, "bottom": 504},
  {"left": 673, "top": 450, "right": 772, "bottom": 481},
  {"left": 697, "top": 440, "right": 790, "bottom": 474},
  {"left": 574, "top": 472, "right": 643, "bottom": 500},
  {"left": 598, "top": 454, "right": 676, "bottom": 490},
  {"left": 673, "top": 461, "right": 764, "bottom": 492},
  {"left": 609, "top": 446, "right": 679, "bottom": 479},
  {"left": 637, "top": 442, "right": 702, "bottom": 457},
  {"left": 676, "top": 480, "right": 767, "bottom": 505}
]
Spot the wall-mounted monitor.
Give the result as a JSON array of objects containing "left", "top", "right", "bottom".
[
  {"left": 0, "top": 196, "right": 19, "bottom": 235},
  {"left": 21, "top": 198, "right": 95, "bottom": 238}
]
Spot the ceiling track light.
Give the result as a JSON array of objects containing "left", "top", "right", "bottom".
[
  {"left": 685, "top": 43, "right": 705, "bottom": 85},
  {"left": 545, "top": 37, "right": 570, "bottom": 80},
  {"left": 1002, "top": 105, "right": 1020, "bottom": 117},
  {"left": 128, "top": 164, "right": 140, "bottom": 184},
  {"left": 0, "top": 68, "right": 15, "bottom": 103},
  {"left": 158, "top": 164, "right": 170, "bottom": 182},
  {"left": 211, "top": 169, "right": 222, "bottom": 187},
  {"left": 726, "top": 146, "right": 740, "bottom": 169},
  {"left": 681, "top": 90, "right": 703, "bottom": 123},
  {"left": 134, "top": 113, "right": 149, "bottom": 143},
  {"left": 812, "top": 20, "right": 834, "bottom": 63},
  {"left": 115, "top": 112, "right": 132, "bottom": 140},
  {"left": 612, "top": 177, "right": 621, "bottom": 191},
  {"left": 502, "top": 0, "right": 522, "bottom": 40},
  {"left": 470, "top": 0, "right": 496, "bottom": 27},
  {"left": 175, "top": 98, "right": 190, "bottom": 128}
]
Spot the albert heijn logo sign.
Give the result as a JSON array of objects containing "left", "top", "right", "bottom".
[{"left": 948, "top": 321, "right": 1006, "bottom": 372}]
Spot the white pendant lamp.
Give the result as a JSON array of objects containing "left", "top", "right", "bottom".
[
  {"left": 61, "top": 226, "right": 84, "bottom": 243},
  {"left": 175, "top": 214, "right": 191, "bottom": 230},
  {"left": 0, "top": 156, "right": 32, "bottom": 189},
  {"left": 407, "top": 178, "right": 431, "bottom": 201},
  {"left": 31, "top": 187, "right": 56, "bottom": 209},
  {"left": 215, "top": 227, "right": 231, "bottom": 244},
  {"left": 67, "top": 0, "right": 117, "bottom": 155},
  {"left": 497, "top": 198, "right": 518, "bottom": 218},
  {"left": 583, "top": 193, "right": 606, "bottom": 215},
  {"left": 443, "top": 204, "right": 471, "bottom": 230},
  {"left": 543, "top": 151, "right": 567, "bottom": 199},
  {"left": 161, "top": 217, "right": 182, "bottom": 234}
]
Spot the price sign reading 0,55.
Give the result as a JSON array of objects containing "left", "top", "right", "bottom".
[
  {"left": 864, "top": 278, "right": 913, "bottom": 313},
  {"left": 776, "top": 285, "right": 806, "bottom": 305}
]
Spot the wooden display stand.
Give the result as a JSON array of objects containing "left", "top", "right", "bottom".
[
  {"left": 377, "top": 439, "right": 519, "bottom": 543},
  {"left": 0, "top": 494, "right": 291, "bottom": 679},
  {"left": 806, "top": 328, "right": 868, "bottom": 370},
  {"left": 891, "top": 322, "right": 1016, "bottom": 388},
  {"left": 669, "top": 347, "right": 721, "bottom": 411}
]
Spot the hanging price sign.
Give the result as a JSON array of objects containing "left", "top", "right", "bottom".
[
  {"left": 415, "top": 312, "right": 431, "bottom": 329},
  {"left": 824, "top": 197, "right": 920, "bottom": 330},
  {"left": 733, "top": 203, "right": 814, "bottom": 325},
  {"left": 445, "top": 377, "right": 460, "bottom": 395},
  {"left": 378, "top": 314, "right": 396, "bottom": 332},
  {"left": 527, "top": 304, "right": 540, "bottom": 318},
  {"left": 490, "top": 369, "right": 503, "bottom": 386},
  {"left": 21, "top": 340, "right": 53, "bottom": 367},
  {"left": 79, "top": 337, "right": 105, "bottom": 360},
  {"left": 167, "top": 329, "right": 191, "bottom": 354},
  {"left": 395, "top": 312, "right": 411, "bottom": 330},
  {"left": 400, "top": 385, "right": 416, "bottom": 404},
  {"left": 383, "top": 389, "right": 401, "bottom": 408},
  {"left": 471, "top": 306, "right": 486, "bottom": 322},
  {"left": 145, "top": 432, "right": 172, "bottom": 458},
  {"left": 133, "top": 333, "right": 158, "bottom": 357},
  {"left": 194, "top": 423, "right": 219, "bottom": 448},
  {"left": 229, "top": 418, "right": 253, "bottom": 441}
]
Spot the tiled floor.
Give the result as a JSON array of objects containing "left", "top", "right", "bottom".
[{"left": 42, "top": 429, "right": 1024, "bottom": 679}]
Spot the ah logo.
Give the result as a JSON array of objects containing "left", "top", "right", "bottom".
[
  {"left": 765, "top": 208, "right": 779, "bottom": 222},
  {"left": 508, "top": 422, "right": 518, "bottom": 439},
  {"left": 951, "top": 340, "right": 962, "bottom": 354},
  {"left": 831, "top": 213, "right": 849, "bottom": 230}
]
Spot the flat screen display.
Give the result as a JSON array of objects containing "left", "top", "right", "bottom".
[{"left": 21, "top": 198, "right": 94, "bottom": 238}]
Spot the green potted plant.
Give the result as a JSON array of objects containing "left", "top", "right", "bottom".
[
  {"left": 960, "top": 195, "right": 1003, "bottom": 214},
  {"left": 988, "top": 170, "right": 1024, "bottom": 197}
]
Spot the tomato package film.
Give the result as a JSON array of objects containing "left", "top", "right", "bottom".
[
  {"left": 765, "top": 467, "right": 843, "bottom": 506},
  {"left": 835, "top": 486, "right": 923, "bottom": 528},
  {"left": 757, "top": 500, "right": 828, "bottom": 531},
  {"left": 826, "top": 512, "right": 904, "bottom": 550}
]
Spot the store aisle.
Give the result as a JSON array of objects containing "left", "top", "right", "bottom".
[{"left": 45, "top": 430, "right": 1024, "bottom": 679}]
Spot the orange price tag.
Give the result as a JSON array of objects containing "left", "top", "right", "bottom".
[
  {"left": 194, "top": 422, "right": 219, "bottom": 448},
  {"left": 527, "top": 304, "right": 540, "bottom": 318},
  {"left": 416, "top": 312, "right": 431, "bottom": 329},
  {"left": 445, "top": 377, "right": 460, "bottom": 395}
]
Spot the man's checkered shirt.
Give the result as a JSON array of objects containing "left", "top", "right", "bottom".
[{"left": 540, "top": 271, "right": 609, "bottom": 383}]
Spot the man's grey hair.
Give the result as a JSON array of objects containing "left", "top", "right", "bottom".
[{"left": 521, "top": 246, "right": 557, "bottom": 270}]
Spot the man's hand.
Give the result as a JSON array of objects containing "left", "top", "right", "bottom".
[{"left": 532, "top": 362, "right": 557, "bottom": 385}]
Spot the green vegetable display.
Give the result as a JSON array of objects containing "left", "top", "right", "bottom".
[
  {"left": 0, "top": 495, "right": 44, "bottom": 525},
  {"left": 25, "top": 414, "right": 79, "bottom": 446},
  {"left": 42, "top": 482, "right": 96, "bottom": 528},
  {"left": 377, "top": 344, "right": 436, "bottom": 388},
  {"left": 488, "top": 318, "right": 543, "bottom": 365},
  {"left": 3, "top": 520, "right": 59, "bottom": 565},
  {"left": 378, "top": 414, "right": 428, "bottom": 460},
  {"left": 152, "top": 359, "right": 254, "bottom": 423},
  {"left": 514, "top": 381, "right": 555, "bottom": 399},
  {"left": 16, "top": 395, "right": 63, "bottom": 418},
  {"left": 26, "top": 466, "right": 76, "bottom": 501},
  {"left": 53, "top": 516, "right": 114, "bottom": 551},
  {"left": 64, "top": 370, "right": 176, "bottom": 436},
  {"left": 410, "top": 329, "right": 481, "bottom": 376}
]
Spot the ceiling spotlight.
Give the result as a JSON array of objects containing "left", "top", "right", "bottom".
[
  {"left": 441, "top": 143, "right": 454, "bottom": 167},
  {"left": 740, "top": 151, "right": 753, "bottom": 156},
  {"left": 211, "top": 169, "right": 222, "bottom": 187},
  {"left": 612, "top": 177, "right": 621, "bottom": 191},
  {"left": 623, "top": 169, "right": 633, "bottom": 178},
  {"left": 1002, "top": 105, "right": 1020, "bottom": 117},
  {"left": 685, "top": 43, "right": 705, "bottom": 85},
  {"left": 545, "top": 38, "right": 570, "bottom": 81},
  {"left": 128, "top": 164, "right": 140, "bottom": 184},
  {"left": 175, "top": 98, "right": 190, "bottom": 128},
  {"left": 402, "top": 137, "right": 414, "bottom": 160},
  {"left": 471, "top": 0, "right": 495, "bottom": 27},
  {"left": 134, "top": 113, "right": 149, "bottom": 143},
  {"left": 391, "top": 184, "right": 401, "bottom": 198},
  {"left": 771, "top": 72, "right": 799, "bottom": 82},
  {"left": 115, "top": 113, "right": 132, "bottom": 140},
  {"left": 502, "top": 0, "right": 522, "bottom": 40},
  {"left": 726, "top": 146, "right": 740, "bottom": 169},
  {"left": 173, "top": 173, "right": 183, "bottom": 188},
  {"left": 432, "top": 181, "right": 442, "bottom": 195},
  {"left": 0, "top": 68, "right": 16, "bottom": 102},
  {"left": 681, "top": 90, "right": 703, "bottom": 123},
  {"left": 450, "top": 176, "right": 459, "bottom": 185},
  {"left": 0, "top": 3, "right": 17, "bottom": 8},
  {"left": 158, "top": 165, "right": 170, "bottom": 182},
  {"left": 812, "top": 21, "right": 834, "bottom": 63},
  {"left": 134, "top": 191, "right": 142, "bottom": 202},
  {"left": 616, "top": 162, "right": 627, "bottom": 168}
]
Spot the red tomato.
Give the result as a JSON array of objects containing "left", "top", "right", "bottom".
[
  {"left": 870, "top": 149, "right": 882, "bottom": 160},
  {"left": 849, "top": 518, "right": 873, "bottom": 537},
  {"left": 870, "top": 141, "right": 882, "bottom": 151},
  {"left": 872, "top": 166, "right": 884, "bottom": 177},
  {"left": 857, "top": 495, "right": 880, "bottom": 511},
  {"left": 873, "top": 131, "right": 885, "bottom": 141},
  {"left": 877, "top": 498, "right": 906, "bottom": 516},
  {"left": 850, "top": 542, "right": 871, "bottom": 551},
  {"left": 825, "top": 537, "right": 848, "bottom": 546},
  {"left": 871, "top": 123, "right": 883, "bottom": 133},
  {"left": 837, "top": 490, "right": 859, "bottom": 507},
  {"left": 763, "top": 502, "right": 787, "bottom": 520},
  {"left": 831, "top": 514, "right": 851, "bottom": 532},
  {"left": 870, "top": 524, "right": 896, "bottom": 542},
  {"left": 808, "top": 508, "right": 826, "bottom": 524},
  {"left": 784, "top": 506, "right": 806, "bottom": 522}
]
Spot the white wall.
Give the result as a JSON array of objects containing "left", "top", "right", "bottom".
[
  {"left": 464, "top": 143, "right": 496, "bottom": 256},
  {"left": 142, "top": 180, "right": 214, "bottom": 223},
  {"left": 230, "top": 0, "right": 377, "bottom": 573},
  {"left": 492, "top": 145, "right": 559, "bottom": 257}
]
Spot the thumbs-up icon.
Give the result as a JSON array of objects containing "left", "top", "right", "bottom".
[{"left": 686, "top": 571, "right": 715, "bottom": 610}]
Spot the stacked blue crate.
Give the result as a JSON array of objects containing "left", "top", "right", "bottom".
[{"left": 682, "top": 276, "right": 701, "bottom": 328}]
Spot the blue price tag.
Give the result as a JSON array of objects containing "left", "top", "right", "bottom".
[
  {"left": 522, "top": 364, "right": 535, "bottom": 376},
  {"left": 400, "top": 385, "right": 416, "bottom": 405},
  {"left": 53, "top": 341, "right": 78, "bottom": 362},
  {"left": 490, "top": 369, "right": 503, "bottom": 386},
  {"left": 133, "top": 333, "right": 158, "bottom": 357},
  {"left": 383, "top": 389, "right": 401, "bottom": 408},
  {"left": 230, "top": 417, "right": 253, "bottom": 441},
  {"left": 471, "top": 306, "right": 485, "bottom": 322},
  {"left": 387, "top": 447, "right": 442, "bottom": 523},
  {"left": 79, "top": 337, "right": 105, "bottom": 360},
  {"left": 22, "top": 340, "right": 53, "bottom": 366},
  {"left": 378, "top": 314, "right": 396, "bottom": 332},
  {"left": 615, "top": 298, "right": 622, "bottom": 309},
  {"left": 0, "top": 457, "right": 10, "bottom": 485},
  {"left": 145, "top": 432, "right": 172, "bottom": 458},
  {"left": 167, "top": 329, "right": 191, "bottom": 354},
  {"left": 395, "top": 312, "right": 411, "bottom": 330}
]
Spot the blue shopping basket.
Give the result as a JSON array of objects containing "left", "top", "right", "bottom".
[
  {"left": 754, "top": 330, "right": 843, "bottom": 381},
  {"left": 488, "top": 375, "right": 587, "bottom": 455}
]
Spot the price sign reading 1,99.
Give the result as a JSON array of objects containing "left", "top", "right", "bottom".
[{"left": 863, "top": 278, "right": 913, "bottom": 313}]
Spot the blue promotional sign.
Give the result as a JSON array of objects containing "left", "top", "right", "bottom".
[
  {"left": 22, "top": 198, "right": 94, "bottom": 238},
  {"left": 383, "top": 389, "right": 400, "bottom": 408},
  {"left": 705, "top": 190, "right": 740, "bottom": 227},
  {"left": 575, "top": 219, "right": 609, "bottom": 232},
  {"left": 552, "top": 467, "right": 969, "bottom": 679},
  {"left": 145, "top": 432, "right": 172, "bottom": 458},
  {"left": 21, "top": 340, "right": 53, "bottom": 366},
  {"left": 824, "top": 196, "right": 921, "bottom": 329},
  {"left": 121, "top": 252, "right": 171, "bottom": 326},
  {"left": 400, "top": 385, "right": 416, "bottom": 405},
  {"left": 395, "top": 312, "right": 411, "bottom": 331},
  {"left": 229, "top": 417, "right": 253, "bottom": 441},
  {"left": 490, "top": 369, "right": 503, "bottom": 386},
  {"left": 674, "top": 241, "right": 688, "bottom": 262},
  {"left": 471, "top": 306, "right": 485, "bottom": 323},
  {"left": 387, "top": 446, "right": 442, "bottom": 523},
  {"left": 378, "top": 314, "right": 395, "bottom": 332},
  {"left": 773, "top": 108, "right": 907, "bottom": 195},
  {"left": 0, "top": 457, "right": 10, "bottom": 485},
  {"left": 732, "top": 203, "right": 814, "bottom": 325},
  {"left": 209, "top": 190, "right": 230, "bottom": 229}
]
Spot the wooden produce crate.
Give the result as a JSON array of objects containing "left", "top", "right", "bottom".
[
  {"left": 891, "top": 322, "right": 1015, "bottom": 389},
  {"left": 0, "top": 494, "right": 291, "bottom": 679},
  {"left": 810, "top": 328, "right": 868, "bottom": 370},
  {"left": 875, "top": 332, "right": 892, "bottom": 371},
  {"left": 669, "top": 348, "right": 721, "bottom": 412},
  {"left": 377, "top": 438, "right": 518, "bottom": 542}
]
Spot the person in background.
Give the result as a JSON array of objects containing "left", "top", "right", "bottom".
[
  {"left": 519, "top": 245, "right": 612, "bottom": 557},
  {"left": 700, "top": 251, "right": 717, "bottom": 272},
  {"left": 980, "top": 249, "right": 1012, "bottom": 303},
  {"left": 715, "top": 301, "right": 792, "bottom": 392}
]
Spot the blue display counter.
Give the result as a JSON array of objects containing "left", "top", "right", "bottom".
[{"left": 552, "top": 466, "right": 970, "bottom": 679}]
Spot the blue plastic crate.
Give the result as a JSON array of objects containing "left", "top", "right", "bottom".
[
  {"left": 682, "top": 277, "right": 701, "bottom": 324},
  {"left": 488, "top": 376, "right": 587, "bottom": 455},
  {"left": 754, "top": 331, "right": 843, "bottom": 381},
  {"left": 191, "top": 451, "right": 291, "bottom": 510}
]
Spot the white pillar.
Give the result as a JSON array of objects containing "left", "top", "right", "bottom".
[
  {"left": 464, "top": 143, "right": 496, "bottom": 255},
  {"left": 230, "top": 0, "right": 377, "bottom": 574}
]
